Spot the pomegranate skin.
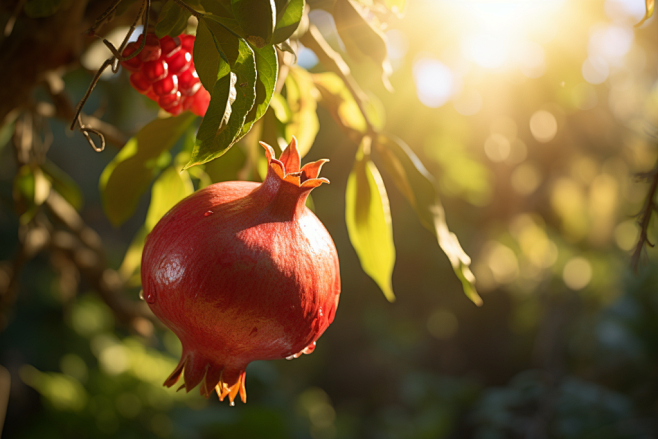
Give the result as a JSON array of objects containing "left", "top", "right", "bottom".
[{"left": 141, "top": 138, "right": 340, "bottom": 404}]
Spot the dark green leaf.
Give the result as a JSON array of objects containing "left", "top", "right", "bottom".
[
  {"left": 285, "top": 67, "right": 319, "bottom": 157},
  {"left": 99, "top": 113, "right": 197, "bottom": 226},
  {"left": 345, "top": 138, "right": 396, "bottom": 302},
  {"left": 155, "top": 0, "right": 190, "bottom": 38},
  {"left": 201, "top": 0, "right": 246, "bottom": 37},
  {"left": 375, "top": 134, "right": 482, "bottom": 306},
  {"left": 42, "top": 160, "right": 83, "bottom": 211},
  {"left": 236, "top": 44, "right": 278, "bottom": 141},
  {"left": 230, "top": 0, "right": 275, "bottom": 47},
  {"left": 24, "top": 0, "right": 63, "bottom": 18},
  {"left": 272, "top": 0, "right": 305, "bottom": 44},
  {"left": 194, "top": 19, "right": 223, "bottom": 92}
]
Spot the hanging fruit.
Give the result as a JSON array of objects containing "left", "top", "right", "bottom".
[{"left": 141, "top": 138, "right": 341, "bottom": 405}]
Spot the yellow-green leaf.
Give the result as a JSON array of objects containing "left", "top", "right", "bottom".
[
  {"left": 285, "top": 67, "right": 319, "bottom": 157},
  {"left": 144, "top": 167, "right": 194, "bottom": 231},
  {"left": 375, "top": 134, "right": 481, "bottom": 306},
  {"left": 99, "top": 113, "right": 197, "bottom": 226},
  {"left": 345, "top": 138, "right": 396, "bottom": 302}
]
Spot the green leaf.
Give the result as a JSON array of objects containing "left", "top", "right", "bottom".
[
  {"left": 155, "top": 0, "right": 190, "bottom": 38},
  {"left": 231, "top": 0, "right": 276, "bottom": 47},
  {"left": 186, "top": 20, "right": 257, "bottom": 169},
  {"left": 13, "top": 166, "right": 51, "bottom": 224},
  {"left": 236, "top": 44, "right": 278, "bottom": 141},
  {"left": 42, "top": 161, "right": 83, "bottom": 211},
  {"left": 332, "top": 0, "right": 392, "bottom": 89},
  {"left": 145, "top": 166, "right": 194, "bottom": 231},
  {"left": 272, "top": 0, "right": 305, "bottom": 44},
  {"left": 24, "top": 0, "right": 63, "bottom": 17},
  {"left": 194, "top": 19, "right": 223, "bottom": 92},
  {"left": 375, "top": 134, "right": 482, "bottom": 306},
  {"left": 201, "top": 0, "right": 246, "bottom": 37},
  {"left": 345, "top": 138, "right": 396, "bottom": 302},
  {"left": 285, "top": 67, "right": 319, "bottom": 157},
  {"left": 313, "top": 72, "right": 384, "bottom": 134},
  {"left": 99, "top": 113, "right": 197, "bottom": 226},
  {"left": 636, "top": 0, "right": 655, "bottom": 27}
]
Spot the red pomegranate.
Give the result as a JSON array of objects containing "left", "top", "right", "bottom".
[{"left": 141, "top": 138, "right": 341, "bottom": 404}]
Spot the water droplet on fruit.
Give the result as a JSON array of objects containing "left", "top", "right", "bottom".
[
  {"left": 285, "top": 355, "right": 296, "bottom": 360},
  {"left": 139, "top": 290, "right": 144, "bottom": 300},
  {"left": 318, "top": 307, "right": 324, "bottom": 317},
  {"left": 204, "top": 210, "right": 214, "bottom": 217},
  {"left": 230, "top": 401, "right": 235, "bottom": 407},
  {"left": 145, "top": 287, "right": 156, "bottom": 304}
]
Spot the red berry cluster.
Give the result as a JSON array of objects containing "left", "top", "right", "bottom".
[{"left": 121, "top": 33, "right": 210, "bottom": 117}]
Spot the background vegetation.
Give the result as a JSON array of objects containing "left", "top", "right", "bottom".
[{"left": 1, "top": 0, "right": 658, "bottom": 438}]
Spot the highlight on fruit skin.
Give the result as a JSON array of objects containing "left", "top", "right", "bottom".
[{"left": 141, "top": 137, "right": 341, "bottom": 405}]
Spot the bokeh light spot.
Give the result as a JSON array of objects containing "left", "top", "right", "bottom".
[
  {"left": 484, "top": 133, "right": 511, "bottom": 162},
  {"left": 529, "top": 110, "right": 558, "bottom": 142},
  {"left": 563, "top": 257, "right": 593, "bottom": 290},
  {"left": 511, "top": 163, "right": 541, "bottom": 194},
  {"left": 413, "top": 58, "right": 454, "bottom": 108},
  {"left": 582, "top": 56, "right": 609, "bottom": 84}
]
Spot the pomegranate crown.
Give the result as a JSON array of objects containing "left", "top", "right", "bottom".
[{"left": 260, "top": 137, "right": 330, "bottom": 189}]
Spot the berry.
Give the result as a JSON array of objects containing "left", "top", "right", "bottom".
[
  {"left": 165, "top": 50, "right": 192, "bottom": 74},
  {"left": 159, "top": 91, "right": 182, "bottom": 110},
  {"left": 121, "top": 42, "right": 143, "bottom": 72},
  {"left": 126, "top": 33, "right": 211, "bottom": 117},
  {"left": 152, "top": 75, "right": 178, "bottom": 96},
  {"left": 142, "top": 60, "right": 168, "bottom": 82},
  {"left": 139, "top": 34, "right": 162, "bottom": 62},
  {"left": 129, "top": 72, "right": 151, "bottom": 93},
  {"left": 141, "top": 138, "right": 341, "bottom": 404}
]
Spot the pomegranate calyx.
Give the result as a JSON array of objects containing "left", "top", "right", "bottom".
[{"left": 260, "top": 137, "right": 330, "bottom": 188}]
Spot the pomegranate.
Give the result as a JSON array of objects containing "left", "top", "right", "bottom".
[{"left": 141, "top": 138, "right": 341, "bottom": 404}]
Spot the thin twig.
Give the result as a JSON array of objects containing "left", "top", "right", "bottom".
[
  {"left": 70, "top": 0, "right": 150, "bottom": 151},
  {"left": 631, "top": 165, "right": 658, "bottom": 272}
]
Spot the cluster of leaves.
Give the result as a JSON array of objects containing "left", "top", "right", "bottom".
[{"left": 87, "top": 0, "right": 481, "bottom": 304}]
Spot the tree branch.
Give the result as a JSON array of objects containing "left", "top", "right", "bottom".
[{"left": 631, "top": 164, "right": 658, "bottom": 272}]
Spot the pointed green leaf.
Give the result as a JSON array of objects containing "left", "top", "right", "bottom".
[
  {"left": 375, "top": 134, "right": 482, "bottom": 306},
  {"left": 231, "top": 0, "right": 276, "bottom": 47},
  {"left": 201, "top": 0, "right": 246, "bottom": 37},
  {"left": 237, "top": 44, "right": 278, "bottom": 140},
  {"left": 99, "top": 113, "right": 197, "bottom": 226},
  {"left": 285, "top": 67, "right": 319, "bottom": 157},
  {"left": 272, "top": 0, "right": 305, "bottom": 44},
  {"left": 155, "top": 0, "right": 191, "bottom": 38},
  {"left": 194, "top": 19, "right": 223, "bottom": 92},
  {"left": 186, "top": 19, "right": 257, "bottom": 168},
  {"left": 346, "top": 138, "right": 396, "bottom": 302}
]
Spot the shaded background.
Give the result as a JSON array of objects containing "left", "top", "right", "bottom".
[{"left": 2, "top": 0, "right": 658, "bottom": 438}]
